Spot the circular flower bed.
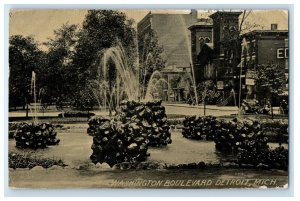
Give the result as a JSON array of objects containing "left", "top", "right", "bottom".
[
  {"left": 90, "top": 117, "right": 149, "bottom": 167},
  {"left": 14, "top": 123, "right": 60, "bottom": 149}
]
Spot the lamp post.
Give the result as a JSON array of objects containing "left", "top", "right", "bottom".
[{"left": 190, "top": 63, "right": 198, "bottom": 105}]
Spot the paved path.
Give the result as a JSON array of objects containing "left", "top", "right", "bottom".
[
  {"left": 164, "top": 104, "right": 238, "bottom": 117},
  {"left": 9, "top": 103, "right": 281, "bottom": 118},
  {"left": 165, "top": 103, "right": 238, "bottom": 111}
]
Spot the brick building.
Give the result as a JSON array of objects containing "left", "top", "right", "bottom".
[
  {"left": 137, "top": 10, "right": 203, "bottom": 101},
  {"left": 137, "top": 10, "right": 288, "bottom": 104},
  {"left": 240, "top": 29, "right": 289, "bottom": 103},
  {"left": 137, "top": 10, "right": 198, "bottom": 72},
  {"left": 191, "top": 11, "right": 288, "bottom": 106}
]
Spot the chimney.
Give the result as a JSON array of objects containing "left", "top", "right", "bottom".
[
  {"left": 271, "top": 23, "right": 278, "bottom": 30},
  {"left": 190, "top": 9, "right": 198, "bottom": 21}
]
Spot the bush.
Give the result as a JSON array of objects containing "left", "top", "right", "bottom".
[
  {"left": 14, "top": 122, "right": 60, "bottom": 149},
  {"left": 237, "top": 146, "right": 288, "bottom": 170},
  {"left": 118, "top": 100, "right": 172, "bottom": 147},
  {"left": 90, "top": 116, "right": 149, "bottom": 167},
  {"left": 58, "top": 111, "right": 95, "bottom": 118},
  {"left": 260, "top": 119, "right": 288, "bottom": 143},
  {"left": 88, "top": 100, "right": 172, "bottom": 147},
  {"left": 87, "top": 116, "right": 110, "bottom": 136},
  {"left": 181, "top": 116, "right": 288, "bottom": 169},
  {"left": 88, "top": 100, "right": 172, "bottom": 167},
  {"left": 182, "top": 116, "right": 217, "bottom": 140},
  {"left": 9, "top": 152, "right": 65, "bottom": 169},
  {"left": 181, "top": 116, "right": 288, "bottom": 144},
  {"left": 9, "top": 122, "right": 22, "bottom": 139},
  {"left": 213, "top": 118, "right": 269, "bottom": 153}
]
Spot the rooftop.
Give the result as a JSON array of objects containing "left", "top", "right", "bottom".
[
  {"left": 188, "top": 18, "right": 213, "bottom": 30},
  {"left": 209, "top": 11, "right": 243, "bottom": 19},
  {"left": 241, "top": 29, "right": 289, "bottom": 37}
]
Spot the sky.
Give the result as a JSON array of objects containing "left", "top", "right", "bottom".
[
  {"left": 9, "top": 9, "right": 288, "bottom": 47},
  {"left": 9, "top": 9, "right": 190, "bottom": 44}
]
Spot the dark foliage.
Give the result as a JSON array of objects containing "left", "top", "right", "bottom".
[
  {"left": 14, "top": 123, "right": 60, "bottom": 149},
  {"left": 182, "top": 116, "right": 217, "bottom": 140},
  {"left": 9, "top": 152, "right": 65, "bottom": 169},
  {"left": 89, "top": 116, "right": 149, "bottom": 167}
]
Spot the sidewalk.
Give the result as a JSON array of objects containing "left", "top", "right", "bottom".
[
  {"left": 9, "top": 110, "right": 111, "bottom": 118},
  {"left": 164, "top": 103, "right": 239, "bottom": 111},
  {"left": 8, "top": 105, "right": 280, "bottom": 118}
]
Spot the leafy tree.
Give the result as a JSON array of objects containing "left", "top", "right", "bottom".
[
  {"left": 71, "top": 10, "right": 137, "bottom": 107},
  {"left": 9, "top": 35, "right": 45, "bottom": 110},
  {"left": 256, "top": 64, "right": 286, "bottom": 118},
  {"left": 138, "top": 30, "right": 166, "bottom": 96},
  {"left": 73, "top": 87, "right": 98, "bottom": 112},
  {"left": 72, "top": 10, "right": 137, "bottom": 82},
  {"left": 42, "top": 23, "right": 79, "bottom": 106}
]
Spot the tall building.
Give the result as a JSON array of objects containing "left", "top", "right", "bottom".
[
  {"left": 137, "top": 10, "right": 212, "bottom": 101},
  {"left": 209, "top": 11, "right": 243, "bottom": 104},
  {"left": 137, "top": 10, "right": 198, "bottom": 71},
  {"left": 188, "top": 18, "right": 213, "bottom": 84}
]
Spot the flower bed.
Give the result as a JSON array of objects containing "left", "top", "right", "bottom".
[
  {"left": 181, "top": 116, "right": 288, "bottom": 144},
  {"left": 118, "top": 100, "right": 172, "bottom": 146},
  {"left": 90, "top": 116, "right": 149, "bottom": 167},
  {"left": 58, "top": 111, "right": 95, "bottom": 118},
  {"left": 182, "top": 116, "right": 217, "bottom": 140},
  {"left": 9, "top": 122, "right": 22, "bottom": 139},
  {"left": 14, "top": 123, "right": 60, "bottom": 149},
  {"left": 9, "top": 152, "right": 65, "bottom": 169},
  {"left": 237, "top": 146, "right": 288, "bottom": 170},
  {"left": 181, "top": 116, "right": 288, "bottom": 169},
  {"left": 88, "top": 100, "right": 172, "bottom": 167},
  {"left": 88, "top": 100, "right": 172, "bottom": 147},
  {"left": 213, "top": 118, "right": 269, "bottom": 153},
  {"left": 260, "top": 119, "right": 288, "bottom": 143},
  {"left": 87, "top": 116, "right": 109, "bottom": 136}
]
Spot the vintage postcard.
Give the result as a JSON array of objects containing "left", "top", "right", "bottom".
[{"left": 8, "top": 9, "right": 289, "bottom": 189}]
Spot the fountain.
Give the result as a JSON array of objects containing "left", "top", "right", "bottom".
[
  {"left": 96, "top": 14, "right": 200, "bottom": 108},
  {"left": 101, "top": 42, "right": 139, "bottom": 101},
  {"left": 99, "top": 42, "right": 140, "bottom": 114},
  {"left": 144, "top": 70, "right": 170, "bottom": 101},
  {"left": 89, "top": 43, "right": 172, "bottom": 166},
  {"left": 97, "top": 41, "right": 170, "bottom": 112},
  {"left": 30, "top": 71, "right": 38, "bottom": 124},
  {"left": 141, "top": 52, "right": 153, "bottom": 97},
  {"left": 178, "top": 15, "right": 199, "bottom": 105}
]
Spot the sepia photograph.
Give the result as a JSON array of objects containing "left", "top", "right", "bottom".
[{"left": 8, "top": 8, "right": 289, "bottom": 189}]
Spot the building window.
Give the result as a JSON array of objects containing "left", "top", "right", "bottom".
[
  {"left": 204, "top": 37, "right": 211, "bottom": 43},
  {"left": 271, "top": 24, "right": 278, "bottom": 30}
]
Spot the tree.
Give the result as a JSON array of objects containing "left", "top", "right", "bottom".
[
  {"left": 256, "top": 64, "right": 286, "bottom": 118},
  {"left": 42, "top": 23, "right": 79, "bottom": 106},
  {"left": 72, "top": 10, "right": 137, "bottom": 82},
  {"left": 9, "top": 35, "right": 45, "bottom": 111},
  {"left": 71, "top": 10, "right": 137, "bottom": 107},
  {"left": 138, "top": 29, "right": 166, "bottom": 96},
  {"left": 73, "top": 87, "right": 98, "bottom": 112}
]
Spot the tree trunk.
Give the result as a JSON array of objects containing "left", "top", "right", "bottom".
[
  {"left": 204, "top": 98, "right": 206, "bottom": 116},
  {"left": 26, "top": 100, "right": 29, "bottom": 118}
]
